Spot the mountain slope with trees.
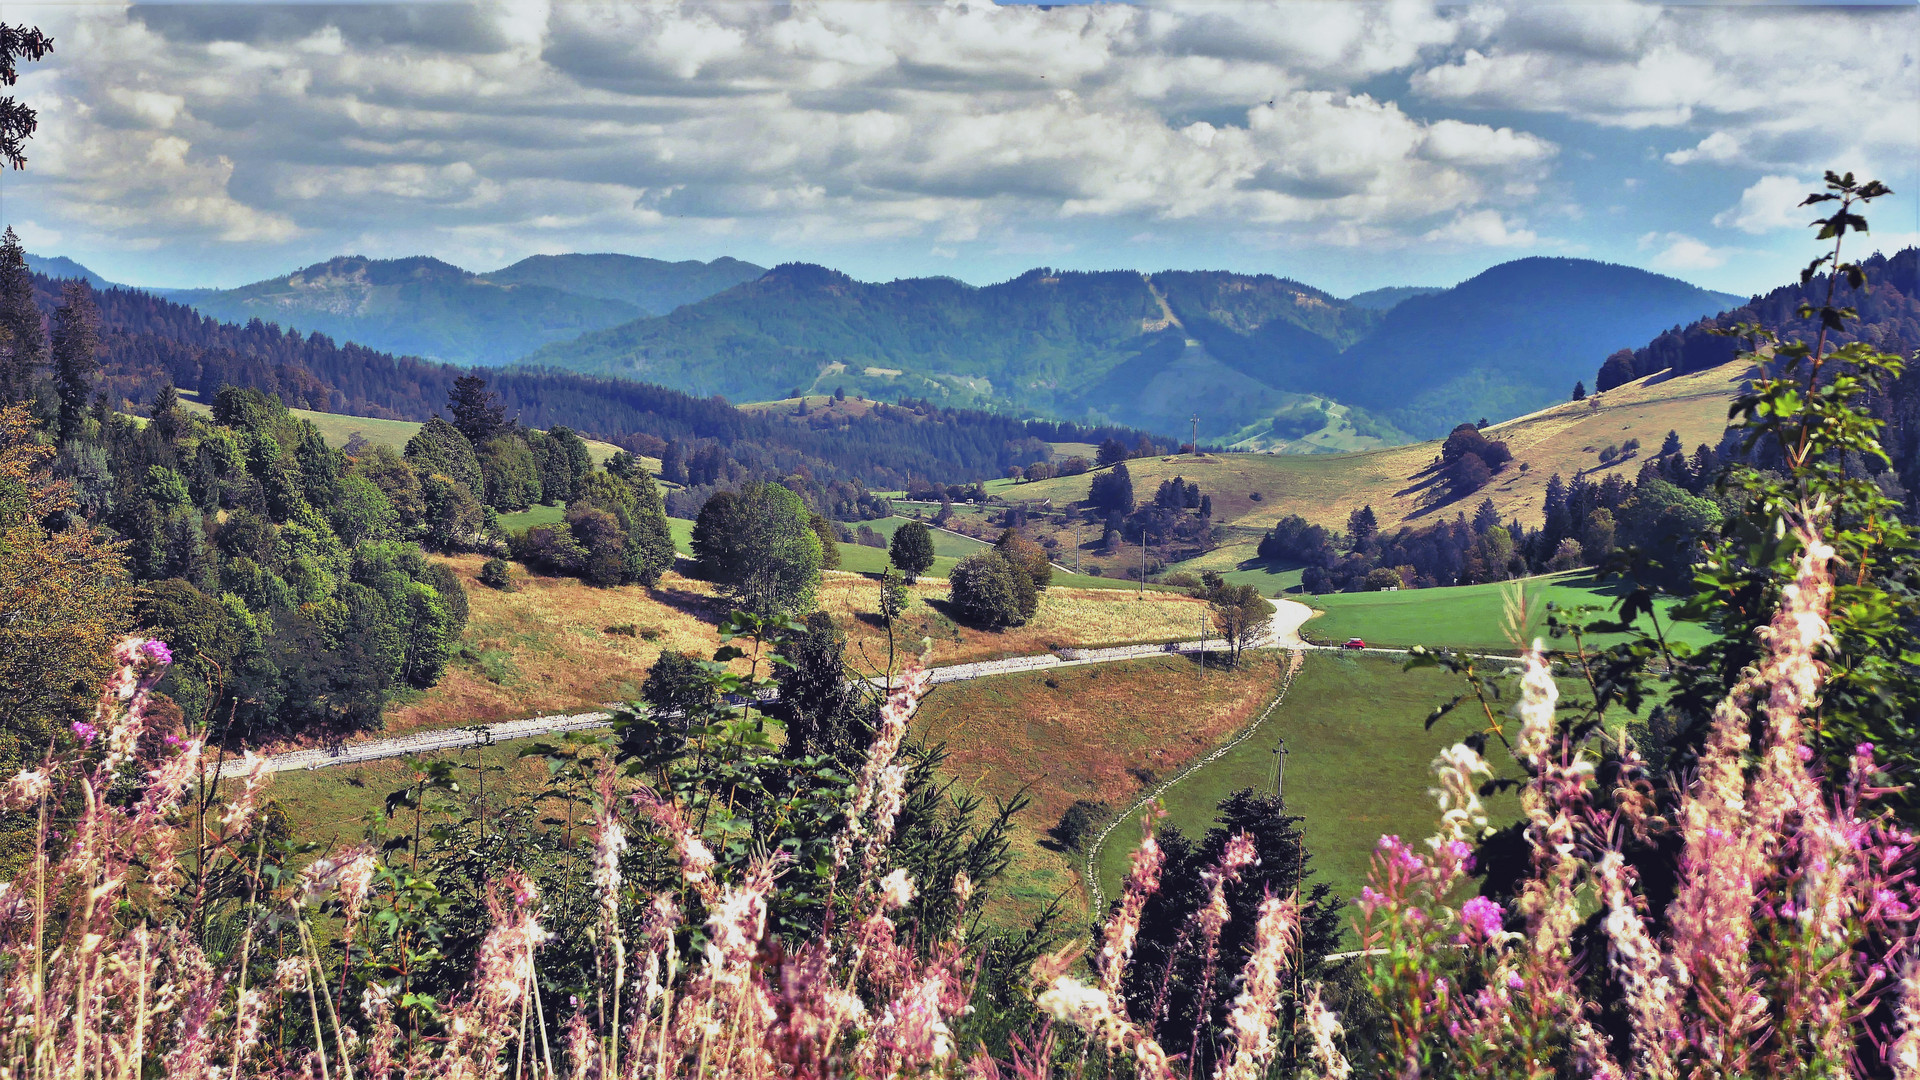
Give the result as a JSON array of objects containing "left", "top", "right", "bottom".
[
  {"left": 484, "top": 252, "right": 764, "bottom": 314},
  {"left": 525, "top": 257, "right": 1740, "bottom": 439}
]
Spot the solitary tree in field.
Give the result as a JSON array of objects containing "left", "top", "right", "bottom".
[
  {"left": 889, "top": 520, "right": 935, "bottom": 583},
  {"left": 691, "top": 482, "right": 822, "bottom": 615},
  {"left": 1202, "top": 572, "right": 1275, "bottom": 667}
]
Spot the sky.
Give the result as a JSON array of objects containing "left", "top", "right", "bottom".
[{"left": 5, "top": 0, "right": 1918, "bottom": 297}]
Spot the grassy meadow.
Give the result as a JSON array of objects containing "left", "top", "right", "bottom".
[{"left": 1301, "top": 572, "right": 1715, "bottom": 653}]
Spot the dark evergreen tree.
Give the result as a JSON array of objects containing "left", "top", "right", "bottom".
[
  {"left": 2, "top": 23, "right": 53, "bottom": 170},
  {"left": 774, "top": 612, "right": 872, "bottom": 764},
  {"left": 49, "top": 280, "right": 98, "bottom": 442},
  {"left": 1095, "top": 436, "right": 1129, "bottom": 467},
  {"left": 1660, "top": 428, "right": 1684, "bottom": 457},
  {"left": 1472, "top": 497, "right": 1501, "bottom": 535},
  {"left": 1346, "top": 505, "right": 1378, "bottom": 549},
  {"left": 660, "top": 439, "right": 688, "bottom": 485},
  {"left": 446, "top": 372, "right": 508, "bottom": 445},
  {"left": 1119, "top": 790, "right": 1341, "bottom": 1076},
  {"left": 1571, "top": 380, "right": 1586, "bottom": 401},
  {"left": 0, "top": 226, "right": 43, "bottom": 404},
  {"left": 1088, "top": 461, "right": 1134, "bottom": 514}
]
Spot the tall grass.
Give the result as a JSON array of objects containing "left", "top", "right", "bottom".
[{"left": 4, "top": 512, "right": 1917, "bottom": 1076}]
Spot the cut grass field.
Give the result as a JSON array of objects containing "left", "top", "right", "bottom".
[
  {"left": 1302, "top": 571, "right": 1715, "bottom": 653},
  {"left": 910, "top": 655, "right": 1294, "bottom": 928},
  {"left": 1089, "top": 651, "right": 1661, "bottom": 941},
  {"left": 362, "top": 543, "right": 1209, "bottom": 739},
  {"left": 999, "top": 359, "right": 1749, "bottom": 536},
  {"left": 1091, "top": 652, "right": 1524, "bottom": 925}
]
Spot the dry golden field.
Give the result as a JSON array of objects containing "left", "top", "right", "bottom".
[
  {"left": 1003, "top": 359, "right": 1751, "bottom": 536},
  {"left": 909, "top": 653, "right": 1295, "bottom": 927}
]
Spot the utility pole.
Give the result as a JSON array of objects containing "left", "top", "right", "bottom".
[
  {"left": 1191, "top": 413, "right": 1199, "bottom": 455},
  {"left": 1139, "top": 532, "right": 1146, "bottom": 599},
  {"left": 1273, "top": 739, "right": 1288, "bottom": 798}
]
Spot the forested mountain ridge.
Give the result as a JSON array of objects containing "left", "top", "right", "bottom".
[
  {"left": 526, "top": 256, "right": 1741, "bottom": 439},
  {"left": 1321, "top": 257, "right": 1743, "bottom": 437},
  {"left": 1597, "top": 246, "right": 1919, "bottom": 390},
  {"left": 520, "top": 262, "right": 1180, "bottom": 413},
  {"left": 25, "top": 271, "right": 1167, "bottom": 494},
  {"left": 148, "top": 252, "right": 762, "bottom": 367},
  {"left": 485, "top": 253, "right": 764, "bottom": 314},
  {"left": 159, "top": 255, "right": 646, "bottom": 366}
]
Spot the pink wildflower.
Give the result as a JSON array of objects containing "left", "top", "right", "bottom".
[
  {"left": 70, "top": 721, "right": 97, "bottom": 746},
  {"left": 1098, "top": 809, "right": 1164, "bottom": 997},
  {"left": 1457, "top": 895, "right": 1505, "bottom": 944},
  {"left": 1214, "top": 890, "right": 1300, "bottom": 1080}
]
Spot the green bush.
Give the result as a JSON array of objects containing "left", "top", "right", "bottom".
[{"left": 479, "top": 557, "right": 513, "bottom": 591}]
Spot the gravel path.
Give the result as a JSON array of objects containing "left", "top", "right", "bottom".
[{"left": 235, "top": 604, "right": 1318, "bottom": 776}]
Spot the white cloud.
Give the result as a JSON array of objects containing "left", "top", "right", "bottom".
[
  {"left": 1664, "top": 131, "right": 1740, "bottom": 167},
  {"left": 1424, "top": 210, "right": 1537, "bottom": 247},
  {"left": 1413, "top": 3, "right": 1918, "bottom": 174},
  {"left": 1713, "top": 176, "right": 1812, "bottom": 235},
  {"left": 1639, "top": 231, "right": 1729, "bottom": 271},
  {"left": 5, "top": 0, "right": 1911, "bottom": 277}
]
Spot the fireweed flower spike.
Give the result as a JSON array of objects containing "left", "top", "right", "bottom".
[{"left": 1213, "top": 891, "right": 1300, "bottom": 1080}]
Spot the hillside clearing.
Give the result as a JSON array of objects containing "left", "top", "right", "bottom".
[
  {"left": 1000, "top": 358, "right": 1749, "bottom": 536},
  {"left": 910, "top": 655, "right": 1294, "bottom": 928}
]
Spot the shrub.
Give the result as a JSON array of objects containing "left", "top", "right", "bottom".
[
  {"left": 1048, "top": 798, "right": 1111, "bottom": 852},
  {"left": 479, "top": 556, "right": 513, "bottom": 590},
  {"left": 948, "top": 550, "right": 1028, "bottom": 628}
]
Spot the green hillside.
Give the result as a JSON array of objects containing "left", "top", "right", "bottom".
[{"left": 524, "top": 257, "right": 1740, "bottom": 442}]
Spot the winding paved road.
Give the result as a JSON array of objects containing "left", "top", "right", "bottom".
[{"left": 235, "top": 600, "right": 1322, "bottom": 776}]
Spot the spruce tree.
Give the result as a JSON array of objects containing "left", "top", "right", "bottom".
[
  {"left": 446, "top": 373, "right": 507, "bottom": 445},
  {"left": 49, "top": 280, "right": 98, "bottom": 442},
  {"left": 0, "top": 226, "right": 44, "bottom": 404}
]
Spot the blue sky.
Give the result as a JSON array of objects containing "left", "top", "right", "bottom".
[{"left": 6, "top": 1, "right": 1917, "bottom": 297}]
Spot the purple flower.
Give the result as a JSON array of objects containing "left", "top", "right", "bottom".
[
  {"left": 1458, "top": 895, "right": 1505, "bottom": 942},
  {"left": 140, "top": 640, "right": 173, "bottom": 666},
  {"left": 70, "top": 721, "right": 97, "bottom": 746}
]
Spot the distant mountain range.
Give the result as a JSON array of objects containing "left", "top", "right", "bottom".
[
  {"left": 30, "top": 249, "right": 1740, "bottom": 441},
  {"left": 37, "top": 253, "right": 767, "bottom": 367},
  {"left": 523, "top": 257, "right": 1741, "bottom": 439}
]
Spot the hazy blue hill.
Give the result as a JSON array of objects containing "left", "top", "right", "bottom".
[
  {"left": 24, "top": 254, "right": 123, "bottom": 290},
  {"left": 1313, "top": 258, "right": 1742, "bottom": 438},
  {"left": 522, "top": 263, "right": 1184, "bottom": 414},
  {"left": 485, "top": 253, "right": 764, "bottom": 315},
  {"left": 1346, "top": 285, "right": 1441, "bottom": 311},
  {"left": 170, "top": 255, "right": 644, "bottom": 366}
]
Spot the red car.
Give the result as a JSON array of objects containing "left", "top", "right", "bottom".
[{"left": 1342, "top": 638, "right": 1367, "bottom": 650}]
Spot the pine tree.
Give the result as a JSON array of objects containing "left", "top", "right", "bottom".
[
  {"left": 1660, "top": 428, "right": 1683, "bottom": 456},
  {"left": 1472, "top": 497, "right": 1500, "bottom": 535},
  {"left": 0, "top": 227, "right": 44, "bottom": 404},
  {"left": 1346, "top": 504, "right": 1378, "bottom": 549},
  {"left": 49, "top": 281, "right": 99, "bottom": 442},
  {"left": 1571, "top": 380, "right": 1586, "bottom": 401},
  {"left": 446, "top": 373, "right": 508, "bottom": 445}
]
